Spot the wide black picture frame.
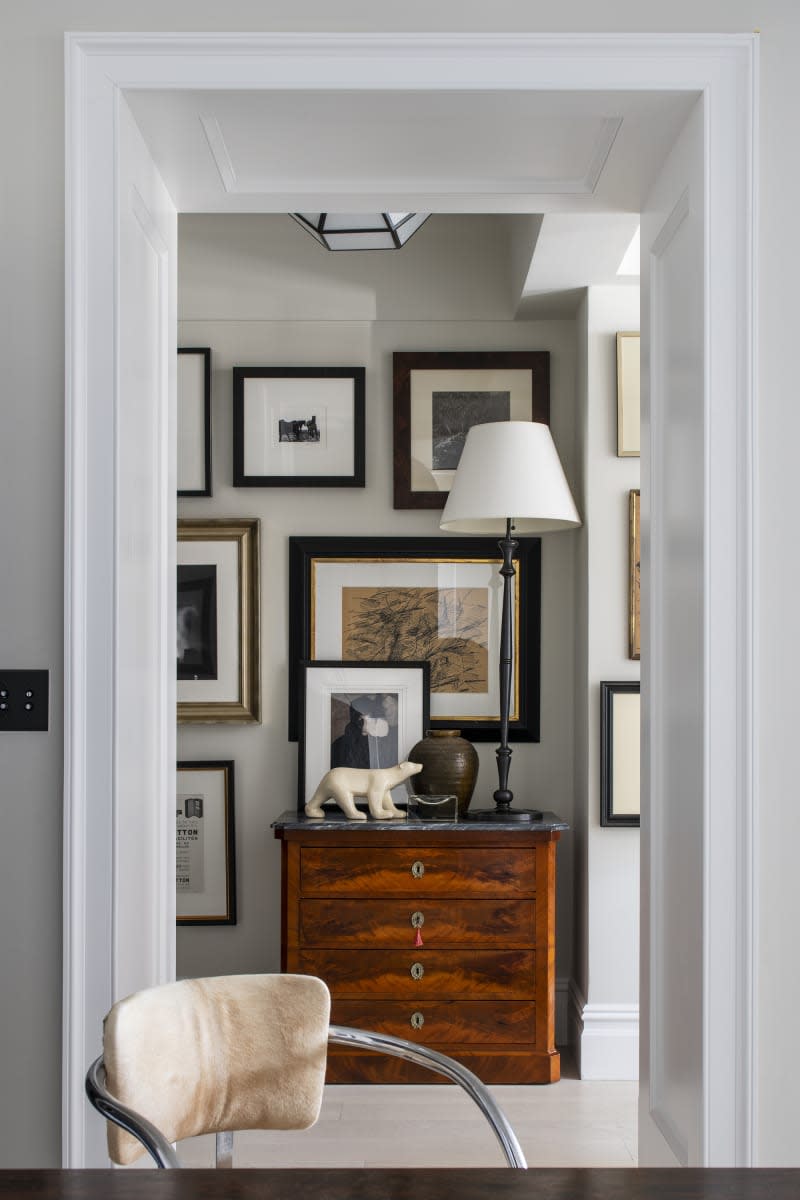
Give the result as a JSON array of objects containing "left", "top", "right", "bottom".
[
  {"left": 233, "top": 365, "right": 365, "bottom": 487},
  {"left": 600, "top": 681, "right": 641, "bottom": 828},
  {"left": 288, "top": 535, "right": 541, "bottom": 743}
]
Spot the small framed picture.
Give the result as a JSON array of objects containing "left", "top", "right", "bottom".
[
  {"left": 177, "top": 518, "right": 260, "bottom": 723},
  {"left": 177, "top": 348, "right": 212, "bottom": 496},
  {"left": 393, "top": 350, "right": 549, "bottom": 508},
  {"left": 629, "top": 489, "right": 640, "bottom": 660},
  {"left": 232, "top": 366, "right": 365, "bottom": 487},
  {"left": 600, "top": 681, "right": 640, "bottom": 827},
  {"left": 616, "top": 332, "right": 640, "bottom": 457},
  {"left": 176, "top": 761, "right": 236, "bottom": 924},
  {"left": 298, "top": 661, "right": 430, "bottom": 813}
]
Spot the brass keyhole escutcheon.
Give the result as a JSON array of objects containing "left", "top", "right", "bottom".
[
  {"left": 410, "top": 962, "right": 424, "bottom": 981},
  {"left": 411, "top": 860, "right": 425, "bottom": 879},
  {"left": 410, "top": 911, "right": 425, "bottom": 928},
  {"left": 410, "top": 1011, "right": 424, "bottom": 1030}
]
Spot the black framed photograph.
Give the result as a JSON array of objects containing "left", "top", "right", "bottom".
[
  {"left": 393, "top": 350, "right": 550, "bottom": 509},
  {"left": 177, "top": 518, "right": 260, "bottom": 723},
  {"left": 233, "top": 366, "right": 365, "bottom": 487},
  {"left": 600, "top": 681, "right": 641, "bottom": 827},
  {"left": 177, "top": 347, "right": 212, "bottom": 496},
  {"left": 176, "top": 761, "right": 236, "bottom": 924},
  {"left": 298, "top": 661, "right": 430, "bottom": 813},
  {"left": 288, "top": 536, "right": 541, "bottom": 743}
]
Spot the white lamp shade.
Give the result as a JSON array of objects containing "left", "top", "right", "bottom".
[{"left": 439, "top": 421, "right": 582, "bottom": 534}]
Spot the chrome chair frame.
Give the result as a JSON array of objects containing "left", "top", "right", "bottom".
[{"left": 86, "top": 1024, "right": 527, "bottom": 1169}]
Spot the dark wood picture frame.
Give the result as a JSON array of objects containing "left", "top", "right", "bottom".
[
  {"left": 288, "top": 535, "right": 541, "bottom": 743},
  {"left": 297, "top": 660, "right": 430, "bottom": 813},
  {"left": 176, "top": 760, "right": 236, "bottom": 925},
  {"left": 393, "top": 350, "right": 550, "bottom": 509},
  {"left": 600, "top": 681, "right": 641, "bottom": 828},
  {"left": 233, "top": 366, "right": 365, "bottom": 487},
  {"left": 177, "top": 347, "right": 212, "bottom": 497}
]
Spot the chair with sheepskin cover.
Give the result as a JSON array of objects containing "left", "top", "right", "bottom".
[{"left": 85, "top": 973, "right": 526, "bottom": 1169}]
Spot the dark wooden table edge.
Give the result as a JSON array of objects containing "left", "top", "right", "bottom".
[{"left": 4, "top": 1168, "right": 799, "bottom": 1198}]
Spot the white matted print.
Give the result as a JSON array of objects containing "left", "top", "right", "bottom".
[
  {"left": 311, "top": 558, "right": 513, "bottom": 723},
  {"left": 176, "top": 761, "right": 236, "bottom": 924},
  {"left": 299, "top": 662, "right": 430, "bottom": 812},
  {"left": 616, "top": 332, "right": 640, "bottom": 457},
  {"left": 600, "top": 681, "right": 640, "bottom": 827},
  {"left": 233, "top": 367, "right": 365, "bottom": 486}
]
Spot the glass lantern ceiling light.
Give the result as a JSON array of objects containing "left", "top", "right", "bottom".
[{"left": 290, "top": 212, "right": 430, "bottom": 251}]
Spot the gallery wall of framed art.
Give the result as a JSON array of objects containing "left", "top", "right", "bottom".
[{"left": 174, "top": 212, "right": 585, "bottom": 986}]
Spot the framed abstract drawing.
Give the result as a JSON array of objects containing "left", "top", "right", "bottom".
[
  {"left": 297, "top": 660, "right": 430, "bottom": 813},
  {"left": 176, "top": 760, "right": 236, "bottom": 924},
  {"left": 600, "top": 681, "right": 640, "bottom": 828},
  {"left": 393, "top": 350, "right": 550, "bottom": 508},
  {"left": 233, "top": 366, "right": 365, "bottom": 487},
  {"left": 288, "top": 535, "right": 541, "bottom": 743},
  {"left": 177, "top": 518, "right": 260, "bottom": 723}
]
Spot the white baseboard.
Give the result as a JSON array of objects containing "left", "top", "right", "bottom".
[{"left": 568, "top": 980, "right": 639, "bottom": 1080}]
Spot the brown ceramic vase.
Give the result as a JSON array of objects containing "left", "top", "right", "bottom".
[{"left": 408, "top": 729, "right": 479, "bottom": 817}]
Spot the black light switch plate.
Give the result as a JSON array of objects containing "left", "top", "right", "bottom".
[{"left": 0, "top": 670, "right": 49, "bottom": 731}]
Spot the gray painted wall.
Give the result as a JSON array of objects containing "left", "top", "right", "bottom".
[
  {"left": 175, "top": 214, "right": 579, "bottom": 986},
  {"left": 2, "top": 0, "right": 799, "bottom": 1169}
]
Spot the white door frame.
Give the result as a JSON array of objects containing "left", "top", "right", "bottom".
[{"left": 64, "top": 31, "right": 758, "bottom": 1168}]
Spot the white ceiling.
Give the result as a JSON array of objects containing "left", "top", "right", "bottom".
[
  {"left": 126, "top": 85, "right": 698, "bottom": 309},
  {"left": 127, "top": 87, "right": 697, "bottom": 214}
]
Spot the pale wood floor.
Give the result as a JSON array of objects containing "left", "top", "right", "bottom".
[{"left": 178, "top": 1057, "right": 638, "bottom": 1169}]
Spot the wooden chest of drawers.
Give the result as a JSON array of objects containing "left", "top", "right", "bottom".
[{"left": 273, "top": 814, "right": 565, "bottom": 1084}]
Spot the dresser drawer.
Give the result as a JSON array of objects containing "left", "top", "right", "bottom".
[
  {"left": 298, "top": 948, "right": 535, "bottom": 999},
  {"left": 299, "top": 846, "right": 535, "bottom": 897},
  {"left": 331, "top": 999, "right": 536, "bottom": 1045},
  {"left": 299, "top": 898, "right": 535, "bottom": 948}
]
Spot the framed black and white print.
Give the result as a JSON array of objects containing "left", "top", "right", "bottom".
[
  {"left": 176, "top": 761, "right": 236, "bottom": 924},
  {"left": 288, "top": 536, "right": 541, "bottom": 743},
  {"left": 177, "top": 348, "right": 212, "bottom": 496},
  {"left": 177, "top": 519, "right": 260, "bottom": 723},
  {"left": 600, "top": 681, "right": 641, "bottom": 827},
  {"left": 233, "top": 366, "right": 365, "bottom": 487},
  {"left": 393, "top": 351, "right": 550, "bottom": 508},
  {"left": 298, "top": 661, "right": 430, "bottom": 813}
]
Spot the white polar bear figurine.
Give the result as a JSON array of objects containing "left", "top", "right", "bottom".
[{"left": 305, "top": 761, "right": 423, "bottom": 821}]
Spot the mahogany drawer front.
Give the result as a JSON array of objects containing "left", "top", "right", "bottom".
[
  {"left": 298, "top": 948, "right": 535, "bottom": 999},
  {"left": 299, "top": 898, "right": 535, "bottom": 948},
  {"left": 331, "top": 999, "right": 536, "bottom": 1045},
  {"left": 299, "top": 847, "right": 535, "bottom": 897}
]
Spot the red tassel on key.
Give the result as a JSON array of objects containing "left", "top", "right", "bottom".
[{"left": 414, "top": 927, "right": 424, "bottom": 948}]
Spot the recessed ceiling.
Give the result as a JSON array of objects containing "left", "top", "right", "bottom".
[{"left": 126, "top": 87, "right": 698, "bottom": 214}]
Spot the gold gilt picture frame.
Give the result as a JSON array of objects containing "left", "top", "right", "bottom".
[
  {"left": 177, "top": 518, "right": 261, "bottom": 723},
  {"left": 629, "top": 489, "right": 641, "bottom": 661}
]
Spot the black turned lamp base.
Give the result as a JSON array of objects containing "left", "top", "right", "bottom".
[{"left": 464, "top": 806, "right": 543, "bottom": 822}]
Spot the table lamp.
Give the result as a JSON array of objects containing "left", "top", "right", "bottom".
[{"left": 440, "top": 421, "right": 581, "bottom": 821}]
